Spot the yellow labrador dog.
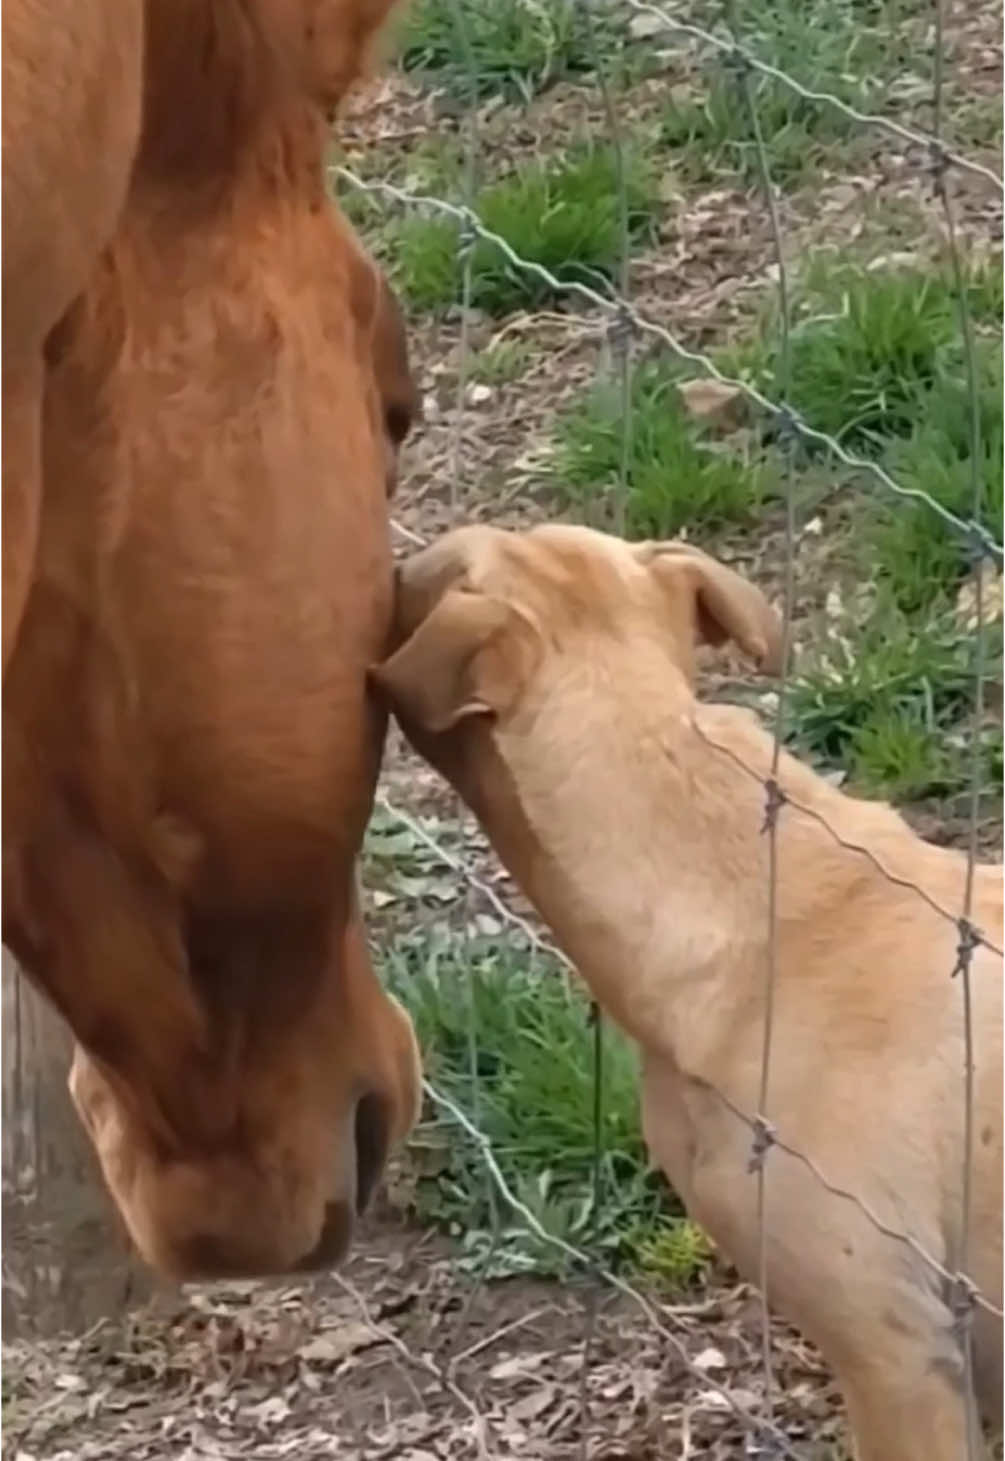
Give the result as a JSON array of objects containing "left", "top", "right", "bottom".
[{"left": 372, "top": 522, "right": 1003, "bottom": 1461}]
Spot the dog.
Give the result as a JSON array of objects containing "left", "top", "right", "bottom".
[{"left": 372, "top": 521, "right": 1004, "bottom": 1461}]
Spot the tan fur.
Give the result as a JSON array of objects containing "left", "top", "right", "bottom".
[
  {"left": 374, "top": 522, "right": 1004, "bottom": 1460},
  {"left": 3, "top": 0, "right": 421, "bottom": 1280}
]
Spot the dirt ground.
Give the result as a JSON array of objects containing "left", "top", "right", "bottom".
[{"left": 3, "top": 1206, "right": 851, "bottom": 1461}]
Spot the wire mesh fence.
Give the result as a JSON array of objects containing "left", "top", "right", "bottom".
[
  {"left": 2, "top": 1, "right": 998, "bottom": 1455},
  {"left": 339, "top": 0, "right": 1003, "bottom": 1454}
]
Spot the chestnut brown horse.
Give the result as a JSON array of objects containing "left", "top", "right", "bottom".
[{"left": 3, "top": 0, "right": 422, "bottom": 1279}]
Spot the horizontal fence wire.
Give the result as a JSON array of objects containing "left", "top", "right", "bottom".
[
  {"left": 333, "top": 166, "right": 1004, "bottom": 565},
  {"left": 421, "top": 1077, "right": 806, "bottom": 1459},
  {"left": 623, "top": 0, "right": 1005, "bottom": 192},
  {"left": 379, "top": 795, "right": 1004, "bottom": 1324}
]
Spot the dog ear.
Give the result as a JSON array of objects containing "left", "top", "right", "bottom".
[
  {"left": 370, "top": 590, "right": 536, "bottom": 733},
  {"left": 636, "top": 541, "right": 784, "bottom": 674}
]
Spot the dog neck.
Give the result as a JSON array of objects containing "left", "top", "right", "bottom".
[{"left": 453, "top": 646, "right": 960, "bottom": 1073}]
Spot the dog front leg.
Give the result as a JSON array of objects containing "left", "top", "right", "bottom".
[{"left": 840, "top": 1335, "right": 982, "bottom": 1461}]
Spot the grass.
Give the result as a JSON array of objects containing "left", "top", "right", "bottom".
[
  {"left": 864, "top": 343, "right": 1004, "bottom": 613},
  {"left": 552, "top": 359, "right": 778, "bottom": 536},
  {"left": 687, "top": 0, "right": 911, "bottom": 104},
  {"left": 730, "top": 251, "right": 1003, "bottom": 610},
  {"left": 365, "top": 810, "right": 709, "bottom": 1284},
  {"left": 732, "top": 255, "right": 1002, "bottom": 448},
  {"left": 661, "top": 69, "right": 861, "bottom": 190},
  {"left": 381, "top": 927, "right": 710, "bottom": 1283},
  {"left": 469, "top": 338, "right": 534, "bottom": 384},
  {"left": 549, "top": 241, "right": 1002, "bottom": 813},
  {"left": 657, "top": 0, "right": 924, "bottom": 188},
  {"left": 397, "top": 0, "right": 627, "bottom": 104},
  {"left": 787, "top": 606, "right": 1003, "bottom": 805},
  {"left": 383, "top": 143, "right": 658, "bottom": 315}
]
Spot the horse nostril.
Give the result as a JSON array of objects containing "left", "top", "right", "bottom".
[
  {"left": 297, "top": 1201, "right": 354, "bottom": 1271},
  {"left": 354, "top": 1091, "right": 391, "bottom": 1214}
]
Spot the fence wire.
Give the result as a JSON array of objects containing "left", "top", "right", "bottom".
[
  {"left": 930, "top": 3, "right": 993, "bottom": 1455},
  {"left": 624, "top": 0, "right": 1004, "bottom": 192},
  {"left": 724, "top": 9, "right": 794, "bottom": 1435},
  {"left": 356, "top": 3, "right": 1002, "bottom": 1453}
]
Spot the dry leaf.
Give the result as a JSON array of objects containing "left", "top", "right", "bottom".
[
  {"left": 955, "top": 564, "right": 1003, "bottom": 630},
  {"left": 676, "top": 379, "right": 748, "bottom": 430},
  {"left": 489, "top": 1350, "right": 551, "bottom": 1381},
  {"left": 510, "top": 1385, "right": 557, "bottom": 1422},
  {"left": 298, "top": 1323, "right": 380, "bottom": 1365}
]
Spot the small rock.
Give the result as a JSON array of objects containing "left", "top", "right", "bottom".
[
  {"left": 466, "top": 382, "right": 494, "bottom": 406},
  {"left": 629, "top": 11, "right": 667, "bottom": 38},
  {"left": 469, "top": 913, "right": 502, "bottom": 937},
  {"left": 692, "top": 1346, "right": 727, "bottom": 1371},
  {"left": 868, "top": 250, "right": 920, "bottom": 272}
]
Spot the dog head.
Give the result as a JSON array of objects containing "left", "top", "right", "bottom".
[{"left": 371, "top": 522, "right": 783, "bottom": 741}]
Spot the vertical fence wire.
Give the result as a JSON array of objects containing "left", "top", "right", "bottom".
[
  {"left": 930, "top": 4, "right": 988, "bottom": 1455},
  {"left": 582, "top": 0, "right": 634, "bottom": 539},
  {"left": 448, "top": 0, "right": 481, "bottom": 518},
  {"left": 723, "top": 10, "right": 800, "bottom": 1441},
  {"left": 576, "top": 6, "right": 637, "bottom": 1443},
  {"left": 445, "top": 0, "right": 504, "bottom": 1336}
]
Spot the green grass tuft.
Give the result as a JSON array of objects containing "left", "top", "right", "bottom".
[
  {"left": 863, "top": 342, "right": 1003, "bottom": 613},
  {"left": 738, "top": 257, "right": 1001, "bottom": 452},
  {"left": 385, "top": 144, "right": 658, "bottom": 315},
  {"left": 553, "top": 359, "right": 776, "bottom": 535},
  {"left": 397, "top": 0, "right": 626, "bottom": 104},
  {"left": 723, "top": 251, "right": 1002, "bottom": 612},
  {"left": 661, "top": 71, "right": 860, "bottom": 189},
  {"left": 788, "top": 606, "right": 1003, "bottom": 804},
  {"left": 378, "top": 923, "right": 700, "bottom": 1280}
]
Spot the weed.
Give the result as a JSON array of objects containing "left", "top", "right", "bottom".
[
  {"left": 953, "top": 92, "right": 1005, "bottom": 154},
  {"left": 335, "top": 175, "right": 383, "bottom": 233},
  {"left": 397, "top": 0, "right": 626, "bottom": 104},
  {"left": 631, "top": 1217, "right": 716, "bottom": 1288},
  {"left": 470, "top": 339, "right": 534, "bottom": 385},
  {"left": 553, "top": 359, "right": 776, "bottom": 535},
  {"left": 849, "top": 709, "right": 956, "bottom": 802}
]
